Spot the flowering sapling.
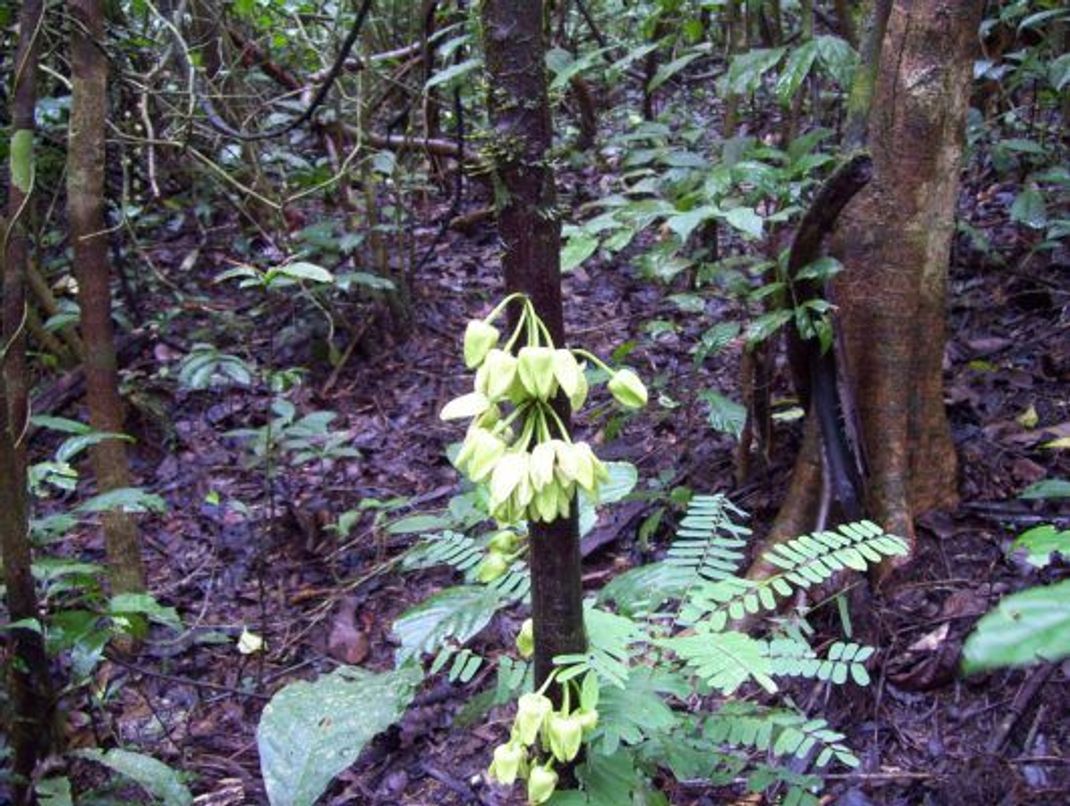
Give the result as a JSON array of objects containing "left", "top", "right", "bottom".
[{"left": 440, "top": 294, "right": 647, "bottom": 525}]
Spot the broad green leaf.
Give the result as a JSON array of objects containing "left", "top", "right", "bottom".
[
  {"left": 76, "top": 749, "right": 192, "bottom": 806},
  {"left": 274, "top": 262, "right": 334, "bottom": 284},
  {"left": 745, "top": 309, "right": 793, "bottom": 345},
  {"left": 36, "top": 777, "right": 73, "bottom": 806},
  {"left": 666, "top": 205, "right": 719, "bottom": 243},
  {"left": 1010, "top": 187, "right": 1047, "bottom": 229},
  {"left": 776, "top": 40, "right": 818, "bottom": 106},
  {"left": 1009, "top": 524, "right": 1069, "bottom": 568},
  {"left": 392, "top": 585, "right": 503, "bottom": 664},
  {"left": 814, "top": 35, "right": 857, "bottom": 86},
  {"left": 699, "top": 390, "right": 746, "bottom": 439},
  {"left": 30, "top": 415, "right": 92, "bottom": 434},
  {"left": 109, "top": 593, "right": 181, "bottom": 629},
  {"left": 426, "top": 56, "right": 482, "bottom": 89},
  {"left": 1050, "top": 53, "right": 1070, "bottom": 92},
  {"left": 562, "top": 233, "right": 600, "bottom": 272},
  {"left": 1020, "top": 478, "right": 1070, "bottom": 499},
  {"left": 649, "top": 50, "right": 705, "bottom": 92},
  {"left": 795, "top": 256, "right": 843, "bottom": 282},
  {"left": 257, "top": 666, "right": 420, "bottom": 806},
  {"left": 962, "top": 579, "right": 1070, "bottom": 673},
  {"left": 724, "top": 47, "right": 786, "bottom": 95},
  {"left": 57, "top": 432, "right": 132, "bottom": 463},
  {"left": 721, "top": 206, "right": 763, "bottom": 239},
  {"left": 78, "top": 487, "right": 167, "bottom": 514}
]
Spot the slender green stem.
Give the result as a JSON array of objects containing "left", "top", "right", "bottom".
[
  {"left": 543, "top": 402, "right": 572, "bottom": 442},
  {"left": 570, "top": 348, "right": 614, "bottom": 375}
]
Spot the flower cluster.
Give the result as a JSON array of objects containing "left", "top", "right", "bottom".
[
  {"left": 486, "top": 672, "right": 600, "bottom": 804},
  {"left": 441, "top": 295, "right": 648, "bottom": 526}
]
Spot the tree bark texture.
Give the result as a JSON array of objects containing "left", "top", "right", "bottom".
[
  {"left": 69, "top": 0, "right": 147, "bottom": 594},
  {"left": 4, "top": 0, "right": 44, "bottom": 473},
  {"left": 481, "top": 0, "right": 586, "bottom": 689},
  {"left": 829, "top": 0, "right": 982, "bottom": 554},
  {"left": 1, "top": 6, "right": 56, "bottom": 793}
]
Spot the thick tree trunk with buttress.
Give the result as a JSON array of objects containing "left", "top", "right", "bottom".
[
  {"left": 1, "top": 2, "right": 57, "bottom": 795},
  {"left": 69, "top": 0, "right": 147, "bottom": 595},
  {"left": 755, "top": 0, "right": 981, "bottom": 581},
  {"left": 481, "top": 0, "right": 586, "bottom": 690}
]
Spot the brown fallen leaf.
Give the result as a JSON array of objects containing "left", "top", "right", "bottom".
[{"left": 327, "top": 596, "right": 370, "bottom": 665}]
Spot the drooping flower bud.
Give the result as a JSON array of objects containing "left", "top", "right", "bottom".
[
  {"left": 464, "top": 320, "right": 500, "bottom": 369},
  {"left": 440, "top": 391, "right": 490, "bottom": 421},
  {"left": 528, "top": 442, "right": 556, "bottom": 491},
  {"left": 576, "top": 708, "right": 599, "bottom": 734},
  {"left": 514, "top": 692, "right": 553, "bottom": 746},
  {"left": 487, "top": 740, "right": 524, "bottom": 786},
  {"left": 490, "top": 452, "right": 530, "bottom": 510},
  {"left": 478, "top": 349, "right": 520, "bottom": 402},
  {"left": 545, "top": 711, "right": 584, "bottom": 763},
  {"left": 475, "top": 552, "right": 509, "bottom": 583},
  {"left": 551, "top": 349, "right": 581, "bottom": 398},
  {"left": 488, "top": 529, "right": 520, "bottom": 553},
  {"left": 517, "top": 346, "right": 558, "bottom": 401},
  {"left": 527, "top": 764, "right": 559, "bottom": 805},
  {"left": 569, "top": 364, "right": 589, "bottom": 411},
  {"left": 516, "top": 618, "right": 534, "bottom": 659},
  {"left": 457, "top": 428, "right": 506, "bottom": 483},
  {"left": 607, "top": 368, "right": 648, "bottom": 409}
]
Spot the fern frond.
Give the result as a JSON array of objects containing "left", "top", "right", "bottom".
[
  {"left": 667, "top": 494, "right": 751, "bottom": 584},
  {"left": 599, "top": 494, "right": 750, "bottom": 617},
  {"left": 763, "top": 639, "right": 874, "bottom": 685},
  {"left": 555, "top": 605, "right": 644, "bottom": 688},
  {"left": 660, "top": 628, "right": 777, "bottom": 694},
  {"left": 683, "top": 521, "right": 908, "bottom": 629},
  {"left": 402, "top": 530, "right": 483, "bottom": 573},
  {"left": 392, "top": 584, "right": 504, "bottom": 664},
  {"left": 704, "top": 703, "right": 859, "bottom": 769}
]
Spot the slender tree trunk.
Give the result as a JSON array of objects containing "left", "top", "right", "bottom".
[
  {"left": 4, "top": 0, "right": 44, "bottom": 472},
  {"left": 2, "top": 4, "right": 57, "bottom": 795},
  {"left": 481, "top": 0, "right": 586, "bottom": 690},
  {"left": 69, "top": 0, "right": 146, "bottom": 595}
]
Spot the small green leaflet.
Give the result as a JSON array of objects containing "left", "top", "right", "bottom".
[{"left": 76, "top": 749, "right": 192, "bottom": 806}]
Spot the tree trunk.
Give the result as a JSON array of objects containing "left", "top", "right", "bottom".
[
  {"left": 481, "top": 0, "right": 586, "bottom": 690},
  {"left": 4, "top": 0, "right": 44, "bottom": 473},
  {"left": 1, "top": 4, "right": 57, "bottom": 793},
  {"left": 69, "top": 0, "right": 146, "bottom": 595},
  {"left": 757, "top": 0, "right": 981, "bottom": 580}
]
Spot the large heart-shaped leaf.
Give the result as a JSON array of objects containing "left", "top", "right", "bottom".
[{"left": 257, "top": 665, "right": 421, "bottom": 806}]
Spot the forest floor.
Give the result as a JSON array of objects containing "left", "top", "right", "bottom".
[{"left": 39, "top": 149, "right": 1070, "bottom": 805}]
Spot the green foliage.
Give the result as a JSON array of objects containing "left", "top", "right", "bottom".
[
  {"left": 1009, "top": 524, "right": 1069, "bottom": 568},
  {"left": 962, "top": 577, "right": 1070, "bottom": 673},
  {"left": 257, "top": 665, "right": 421, "bottom": 806},
  {"left": 392, "top": 584, "right": 506, "bottom": 665},
  {"left": 76, "top": 749, "right": 192, "bottom": 806}
]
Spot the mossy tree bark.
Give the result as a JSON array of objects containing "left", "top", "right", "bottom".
[
  {"left": 69, "top": 0, "right": 147, "bottom": 594},
  {"left": 1, "top": 2, "right": 57, "bottom": 795},
  {"left": 757, "top": 0, "right": 982, "bottom": 581},
  {"left": 481, "top": 0, "right": 586, "bottom": 689}
]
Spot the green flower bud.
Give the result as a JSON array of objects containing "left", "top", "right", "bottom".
[
  {"left": 517, "top": 346, "right": 558, "bottom": 401},
  {"left": 516, "top": 618, "right": 534, "bottom": 659},
  {"left": 464, "top": 320, "right": 500, "bottom": 368},
  {"left": 488, "top": 529, "right": 520, "bottom": 553},
  {"left": 529, "top": 481, "right": 560, "bottom": 523},
  {"left": 529, "top": 442, "right": 556, "bottom": 491},
  {"left": 457, "top": 427, "right": 507, "bottom": 483},
  {"left": 488, "top": 740, "right": 524, "bottom": 786},
  {"left": 576, "top": 708, "right": 599, "bottom": 734},
  {"left": 546, "top": 711, "right": 584, "bottom": 763},
  {"left": 440, "top": 390, "right": 490, "bottom": 421},
  {"left": 569, "top": 364, "right": 589, "bottom": 411},
  {"left": 527, "top": 764, "right": 558, "bottom": 805},
  {"left": 553, "top": 441, "right": 580, "bottom": 486},
  {"left": 475, "top": 552, "right": 509, "bottom": 583},
  {"left": 514, "top": 692, "right": 553, "bottom": 746},
  {"left": 551, "top": 349, "right": 581, "bottom": 398},
  {"left": 478, "top": 349, "right": 520, "bottom": 402},
  {"left": 490, "top": 452, "right": 530, "bottom": 510},
  {"left": 571, "top": 441, "right": 596, "bottom": 492},
  {"left": 607, "top": 368, "right": 648, "bottom": 409}
]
